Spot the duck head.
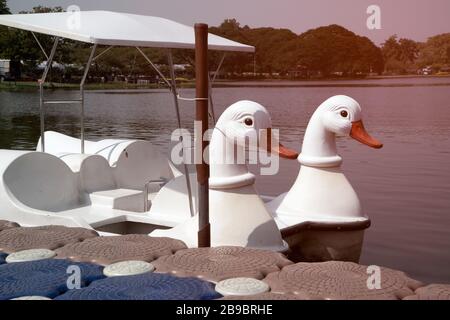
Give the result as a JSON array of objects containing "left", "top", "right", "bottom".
[
  {"left": 210, "top": 100, "right": 298, "bottom": 189},
  {"left": 299, "top": 95, "right": 382, "bottom": 167}
]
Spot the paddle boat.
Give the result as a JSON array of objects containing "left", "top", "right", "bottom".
[{"left": 267, "top": 95, "right": 383, "bottom": 262}]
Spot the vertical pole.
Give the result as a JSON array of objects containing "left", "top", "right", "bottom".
[
  {"left": 80, "top": 44, "right": 97, "bottom": 154},
  {"left": 207, "top": 73, "right": 216, "bottom": 124},
  {"left": 195, "top": 23, "right": 210, "bottom": 247},
  {"left": 39, "top": 37, "right": 59, "bottom": 152},
  {"left": 39, "top": 81, "right": 45, "bottom": 152},
  {"left": 168, "top": 50, "right": 196, "bottom": 218},
  {"left": 207, "top": 53, "right": 226, "bottom": 125}
]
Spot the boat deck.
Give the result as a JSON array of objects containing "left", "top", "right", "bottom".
[{"left": 0, "top": 221, "right": 448, "bottom": 300}]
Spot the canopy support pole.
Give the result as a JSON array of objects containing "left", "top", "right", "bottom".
[
  {"left": 79, "top": 44, "right": 97, "bottom": 154},
  {"left": 212, "top": 53, "right": 226, "bottom": 83},
  {"left": 167, "top": 49, "right": 195, "bottom": 219},
  {"left": 92, "top": 46, "right": 114, "bottom": 62},
  {"left": 31, "top": 32, "right": 49, "bottom": 60},
  {"left": 136, "top": 47, "right": 172, "bottom": 89},
  {"left": 195, "top": 23, "right": 210, "bottom": 248},
  {"left": 137, "top": 46, "right": 195, "bottom": 218},
  {"left": 207, "top": 53, "right": 226, "bottom": 124},
  {"left": 207, "top": 74, "right": 216, "bottom": 124},
  {"left": 38, "top": 36, "right": 59, "bottom": 152},
  {"left": 38, "top": 39, "right": 96, "bottom": 154}
]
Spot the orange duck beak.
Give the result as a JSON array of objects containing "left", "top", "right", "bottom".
[
  {"left": 264, "top": 128, "right": 299, "bottom": 159},
  {"left": 350, "top": 120, "right": 383, "bottom": 149}
]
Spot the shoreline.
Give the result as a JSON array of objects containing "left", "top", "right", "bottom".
[{"left": 1, "top": 75, "right": 450, "bottom": 92}]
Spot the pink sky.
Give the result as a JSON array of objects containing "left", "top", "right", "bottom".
[{"left": 7, "top": 0, "right": 450, "bottom": 45}]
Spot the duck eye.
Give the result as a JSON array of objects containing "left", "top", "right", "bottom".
[
  {"left": 244, "top": 118, "right": 253, "bottom": 126},
  {"left": 340, "top": 110, "right": 348, "bottom": 118}
]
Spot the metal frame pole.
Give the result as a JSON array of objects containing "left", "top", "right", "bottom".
[
  {"left": 207, "top": 53, "right": 226, "bottom": 124},
  {"left": 195, "top": 23, "right": 210, "bottom": 247},
  {"left": 39, "top": 36, "right": 59, "bottom": 152},
  {"left": 168, "top": 50, "right": 196, "bottom": 218},
  {"left": 79, "top": 44, "right": 97, "bottom": 154},
  {"left": 31, "top": 32, "right": 49, "bottom": 60},
  {"left": 136, "top": 47, "right": 172, "bottom": 89},
  {"left": 92, "top": 46, "right": 114, "bottom": 62}
]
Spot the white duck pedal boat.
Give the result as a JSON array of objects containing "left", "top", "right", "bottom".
[
  {"left": 152, "top": 100, "right": 298, "bottom": 251},
  {"left": 268, "top": 95, "right": 383, "bottom": 262}
]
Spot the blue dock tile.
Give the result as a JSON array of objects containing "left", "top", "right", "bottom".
[
  {"left": 0, "top": 259, "right": 105, "bottom": 300},
  {"left": 55, "top": 273, "right": 222, "bottom": 300}
]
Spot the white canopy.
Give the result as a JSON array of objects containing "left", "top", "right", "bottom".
[{"left": 0, "top": 11, "right": 254, "bottom": 52}]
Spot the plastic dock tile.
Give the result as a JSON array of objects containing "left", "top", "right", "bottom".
[
  {"left": 0, "top": 220, "right": 19, "bottom": 232},
  {"left": 55, "top": 273, "right": 221, "bottom": 300},
  {"left": 55, "top": 235, "right": 187, "bottom": 265},
  {"left": 0, "top": 225, "right": 98, "bottom": 253},
  {"left": 152, "top": 246, "right": 293, "bottom": 282},
  {"left": 6, "top": 249, "right": 56, "bottom": 263},
  {"left": 103, "top": 260, "right": 155, "bottom": 277},
  {"left": 215, "top": 277, "right": 270, "bottom": 296},
  {"left": 403, "top": 284, "right": 450, "bottom": 300},
  {"left": 264, "top": 261, "right": 424, "bottom": 300},
  {"left": 0, "top": 259, "right": 105, "bottom": 300}
]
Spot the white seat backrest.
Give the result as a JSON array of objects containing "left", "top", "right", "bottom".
[
  {"left": 114, "top": 141, "right": 173, "bottom": 190},
  {"left": 3, "top": 152, "right": 81, "bottom": 212},
  {"left": 79, "top": 155, "right": 116, "bottom": 193}
]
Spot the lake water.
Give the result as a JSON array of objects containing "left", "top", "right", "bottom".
[{"left": 1, "top": 77, "right": 449, "bottom": 284}]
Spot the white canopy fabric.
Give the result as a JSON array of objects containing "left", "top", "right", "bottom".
[{"left": 0, "top": 11, "right": 254, "bottom": 52}]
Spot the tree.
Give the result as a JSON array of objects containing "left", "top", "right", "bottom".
[
  {"left": 293, "top": 25, "right": 383, "bottom": 77},
  {"left": 381, "top": 35, "right": 419, "bottom": 74},
  {"left": 417, "top": 33, "right": 450, "bottom": 71},
  {"left": 18, "top": 6, "right": 63, "bottom": 14},
  {"left": 209, "top": 21, "right": 384, "bottom": 78},
  {"left": 209, "top": 19, "right": 254, "bottom": 75},
  {"left": 0, "top": 0, "right": 10, "bottom": 14},
  {"left": 0, "top": 0, "right": 11, "bottom": 61},
  {"left": 1, "top": 6, "right": 71, "bottom": 80}
]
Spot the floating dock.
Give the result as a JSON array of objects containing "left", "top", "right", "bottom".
[{"left": 0, "top": 221, "right": 448, "bottom": 300}]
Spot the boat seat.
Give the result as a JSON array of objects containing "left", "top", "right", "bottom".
[
  {"left": 58, "top": 204, "right": 178, "bottom": 229},
  {"left": 89, "top": 188, "right": 146, "bottom": 213},
  {"left": 54, "top": 153, "right": 94, "bottom": 173},
  {"left": 2, "top": 152, "right": 83, "bottom": 212},
  {"left": 79, "top": 155, "right": 117, "bottom": 194}
]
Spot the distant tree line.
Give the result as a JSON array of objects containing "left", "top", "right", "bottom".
[
  {"left": 210, "top": 20, "right": 384, "bottom": 77},
  {"left": 0, "top": 2, "right": 449, "bottom": 81},
  {"left": 210, "top": 19, "right": 450, "bottom": 78}
]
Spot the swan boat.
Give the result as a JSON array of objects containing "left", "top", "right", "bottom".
[{"left": 268, "top": 95, "right": 383, "bottom": 262}]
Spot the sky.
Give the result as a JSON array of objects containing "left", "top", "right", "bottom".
[{"left": 6, "top": 0, "right": 450, "bottom": 45}]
